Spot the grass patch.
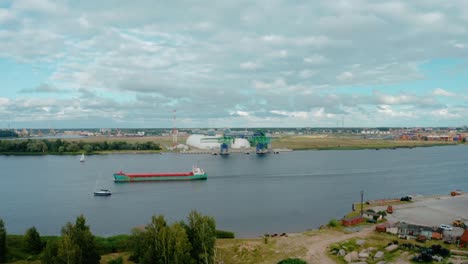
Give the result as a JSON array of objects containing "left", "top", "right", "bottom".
[
  {"left": 216, "top": 238, "right": 307, "bottom": 264},
  {"left": 271, "top": 136, "right": 456, "bottom": 151},
  {"left": 100, "top": 252, "right": 134, "bottom": 264}
]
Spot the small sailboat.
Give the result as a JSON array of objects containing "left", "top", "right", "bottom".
[{"left": 80, "top": 153, "right": 85, "bottom": 162}]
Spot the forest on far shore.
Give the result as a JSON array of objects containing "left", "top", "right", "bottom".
[{"left": 0, "top": 139, "right": 161, "bottom": 154}]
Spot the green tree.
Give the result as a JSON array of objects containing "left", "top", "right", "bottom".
[
  {"left": 57, "top": 233, "right": 79, "bottom": 264},
  {"left": 141, "top": 215, "right": 168, "bottom": 264},
  {"left": 58, "top": 146, "right": 65, "bottom": 153},
  {"left": 44, "top": 215, "right": 100, "bottom": 264},
  {"left": 42, "top": 240, "right": 60, "bottom": 264},
  {"left": 83, "top": 144, "right": 93, "bottom": 153},
  {"left": 0, "top": 218, "right": 6, "bottom": 263},
  {"left": 24, "top": 226, "right": 43, "bottom": 254},
  {"left": 65, "top": 143, "right": 80, "bottom": 153},
  {"left": 128, "top": 228, "right": 147, "bottom": 263},
  {"left": 130, "top": 216, "right": 193, "bottom": 264},
  {"left": 51, "top": 139, "right": 63, "bottom": 152},
  {"left": 168, "top": 223, "right": 192, "bottom": 264},
  {"left": 186, "top": 211, "right": 216, "bottom": 264}
]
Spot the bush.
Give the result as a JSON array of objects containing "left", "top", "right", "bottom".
[
  {"left": 215, "top": 230, "right": 235, "bottom": 239},
  {"left": 277, "top": 258, "right": 307, "bottom": 264},
  {"left": 95, "top": 234, "right": 131, "bottom": 254},
  {"left": 328, "top": 219, "right": 340, "bottom": 227},
  {"left": 377, "top": 211, "right": 387, "bottom": 217}
]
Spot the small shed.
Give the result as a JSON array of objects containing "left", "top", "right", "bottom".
[
  {"left": 342, "top": 216, "right": 364, "bottom": 227},
  {"left": 432, "top": 232, "right": 443, "bottom": 240},
  {"left": 387, "top": 227, "right": 399, "bottom": 235},
  {"left": 461, "top": 230, "right": 468, "bottom": 247},
  {"left": 375, "top": 224, "right": 386, "bottom": 232},
  {"left": 420, "top": 229, "right": 433, "bottom": 239}
]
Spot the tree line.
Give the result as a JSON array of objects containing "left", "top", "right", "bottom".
[
  {"left": 0, "top": 130, "right": 17, "bottom": 138},
  {"left": 0, "top": 139, "right": 161, "bottom": 154},
  {"left": 0, "top": 211, "right": 222, "bottom": 264}
]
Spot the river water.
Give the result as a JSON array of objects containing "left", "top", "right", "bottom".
[{"left": 1, "top": 146, "right": 468, "bottom": 237}]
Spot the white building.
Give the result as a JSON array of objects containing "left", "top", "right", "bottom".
[{"left": 186, "top": 134, "right": 251, "bottom": 149}]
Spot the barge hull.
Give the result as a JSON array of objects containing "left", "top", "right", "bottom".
[{"left": 113, "top": 173, "right": 207, "bottom": 182}]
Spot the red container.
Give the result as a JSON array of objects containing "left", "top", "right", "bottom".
[{"left": 341, "top": 216, "right": 364, "bottom": 227}]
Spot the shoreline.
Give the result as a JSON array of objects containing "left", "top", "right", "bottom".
[{"left": 0, "top": 141, "right": 461, "bottom": 155}]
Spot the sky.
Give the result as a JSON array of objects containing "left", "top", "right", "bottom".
[{"left": 1, "top": 0, "right": 468, "bottom": 128}]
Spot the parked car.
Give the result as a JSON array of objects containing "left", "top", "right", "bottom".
[
  {"left": 439, "top": 224, "right": 453, "bottom": 231},
  {"left": 400, "top": 196, "right": 412, "bottom": 201}
]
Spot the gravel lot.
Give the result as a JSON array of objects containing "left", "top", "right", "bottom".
[{"left": 372, "top": 194, "right": 468, "bottom": 227}]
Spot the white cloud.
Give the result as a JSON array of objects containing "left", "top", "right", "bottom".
[
  {"left": 0, "top": 97, "right": 11, "bottom": 106},
  {"left": 261, "top": 35, "right": 329, "bottom": 47},
  {"left": 11, "top": 0, "right": 67, "bottom": 15},
  {"left": 193, "top": 22, "right": 214, "bottom": 31},
  {"left": 417, "top": 12, "right": 444, "bottom": 25},
  {"left": 240, "top": 61, "right": 261, "bottom": 70},
  {"left": 304, "top": 54, "right": 329, "bottom": 64},
  {"left": 299, "top": 70, "right": 317, "bottom": 78},
  {"left": 78, "top": 15, "right": 91, "bottom": 29},
  {"left": 261, "top": 34, "right": 285, "bottom": 44},
  {"left": 270, "top": 110, "right": 309, "bottom": 119},
  {"left": 312, "top": 108, "right": 336, "bottom": 119},
  {"left": 432, "top": 88, "right": 456, "bottom": 97},
  {"left": 337, "top": 71, "right": 354, "bottom": 81},
  {"left": 0, "top": 8, "right": 15, "bottom": 23},
  {"left": 252, "top": 79, "right": 286, "bottom": 90},
  {"left": 431, "top": 109, "right": 461, "bottom": 119},
  {"left": 377, "top": 105, "right": 414, "bottom": 118},
  {"left": 235, "top": 111, "right": 249, "bottom": 117},
  {"left": 268, "top": 49, "right": 288, "bottom": 58}
]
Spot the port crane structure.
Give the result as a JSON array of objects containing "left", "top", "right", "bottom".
[{"left": 201, "top": 129, "right": 271, "bottom": 155}]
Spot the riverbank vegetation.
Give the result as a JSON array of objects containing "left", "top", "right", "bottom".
[
  {"left": 0, "top": 212, "right": 224, "bottom": 264},
  {"left": 0, "top": 130, "right": 18, "bottom": 138},
  {"left": 0, "top": 139, "right": 161, "bottom": 155}
]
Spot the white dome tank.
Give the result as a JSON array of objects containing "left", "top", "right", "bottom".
[
  {"left": 231, "top": 138, "right": 250, "bottom": 149},
  {"left": 186, "top": 134, "right": 220, "bottom": 149}
]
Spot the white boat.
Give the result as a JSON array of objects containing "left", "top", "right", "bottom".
[
  {"left": 80, "top": 153, "right": 85, "bottom": 162},
  {"left": 93, "top": 189, "right": 111, "bottom": 196}
]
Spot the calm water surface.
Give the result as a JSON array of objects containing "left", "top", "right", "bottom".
[{"left": 1, "top": 146, "right": 468, "bottom": 237}]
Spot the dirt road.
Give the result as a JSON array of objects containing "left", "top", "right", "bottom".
[{"left": 305, "top": 227, "right": 374, "bottom": 264}]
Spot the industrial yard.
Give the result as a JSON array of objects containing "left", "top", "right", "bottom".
[{"left": 373, "top": 194, "right": 468, "bottom": 230}]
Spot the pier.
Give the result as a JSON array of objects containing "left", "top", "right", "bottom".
[{"left": 179, "top": 148, "right": 292, "bottom": 154}]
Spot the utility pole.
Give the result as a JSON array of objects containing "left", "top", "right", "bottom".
[
  {"left": 360, "top": 190, "right": 364, "bottom": 217},
  {"left": 172, "top": 110, "right": 178, "bottom": 149}
]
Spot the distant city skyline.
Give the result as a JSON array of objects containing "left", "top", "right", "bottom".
[{"left": 1, "top": 1, "right": 468, "bottom": 128}]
